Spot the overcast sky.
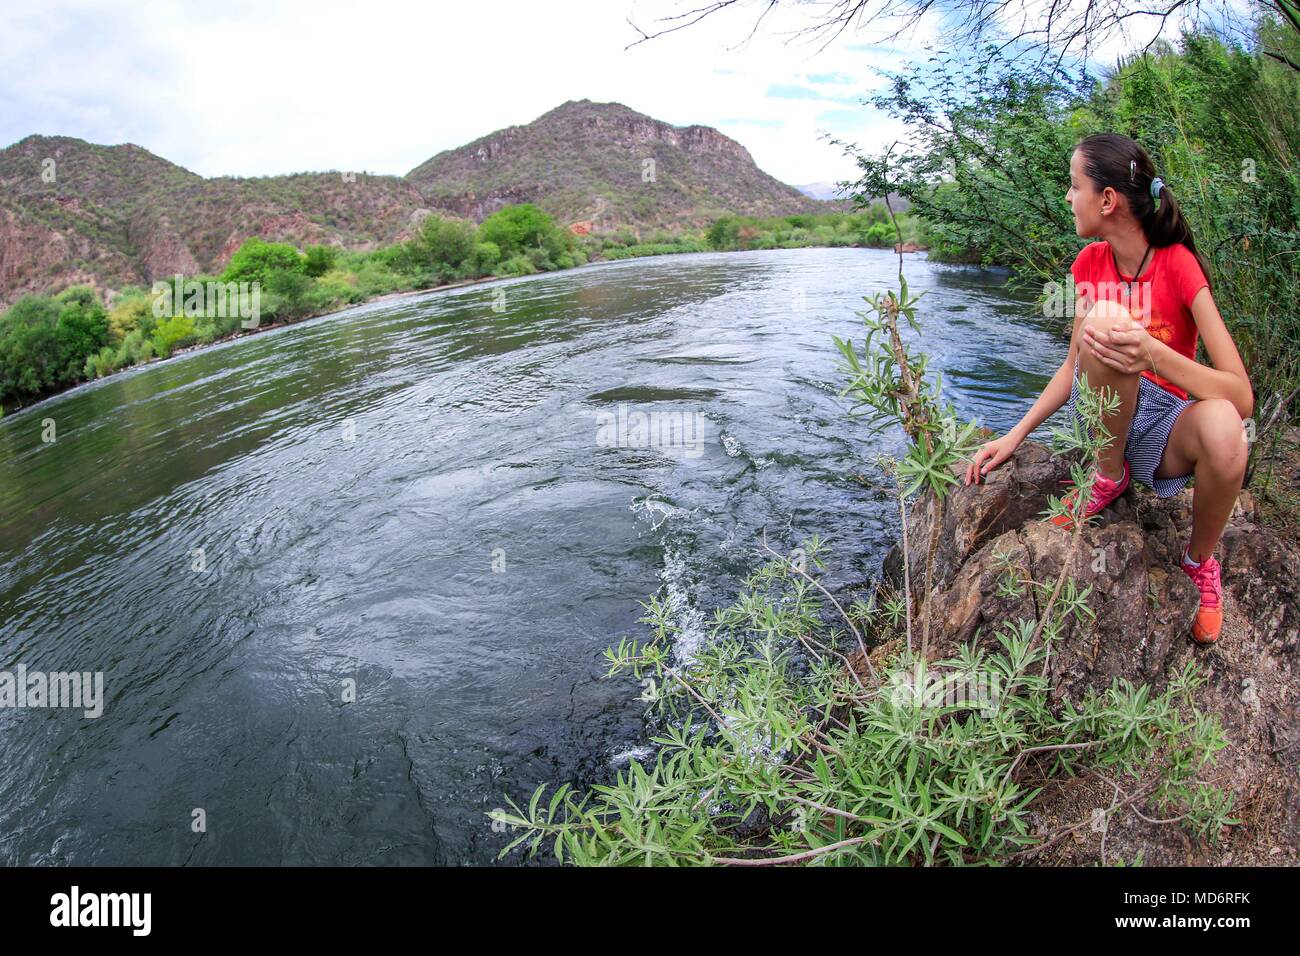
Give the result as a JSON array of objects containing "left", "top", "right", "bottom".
[{"left": 0, "top": 0, "right": 1206, "bottom": 187}]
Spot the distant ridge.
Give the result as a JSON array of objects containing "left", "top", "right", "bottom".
[
  {"left": 406, "top": 99, "right": 833, "bottom": 229},
  {"left": 0, "top": 100, "right": 842, "bottom": 305},
  {"left": 795, "top": 181, "right": 848, "bottom": 201}
]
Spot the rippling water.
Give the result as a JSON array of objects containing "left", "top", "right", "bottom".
[{"left": 0, "top": 248, "right": 1065, "bottom": 865}]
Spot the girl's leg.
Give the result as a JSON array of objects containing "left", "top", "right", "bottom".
[
  {"left": 1074, "top": 311, "right": 1141, "bottom": 480},
  {"left": 1155, "top": 398, "right": 1248, "bottom": 560}
]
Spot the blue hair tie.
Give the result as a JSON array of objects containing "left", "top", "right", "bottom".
[{"left": 1150, "top": 177, "right": 1165, "bottom": 199}]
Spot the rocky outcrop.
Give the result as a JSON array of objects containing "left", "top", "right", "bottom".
[
  {"left": 0, "top": 202, "right": 135, "bottom": 302},
  {"left": 882, "top": 440, "right": 1299, "bottom": 865},
  {"left": 126, "top": 211, "right": 201, "bottom": 281}
]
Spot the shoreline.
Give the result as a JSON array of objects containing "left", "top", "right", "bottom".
[{"left": 0, "top": 244, "right": 929, "bottom": 419}]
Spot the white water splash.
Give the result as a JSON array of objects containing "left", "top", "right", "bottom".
[
  {"left": 629, "top": 496, "right": 707, "bottom": 664},
  {"left": 629, "top": 495, "right": 686, "bottom": 531},
  {"left": 660, "top": 546, "right": 707, "bottom": 664},
  {"left": 610, "top": 745, "right": 653, "bottom": 766}
]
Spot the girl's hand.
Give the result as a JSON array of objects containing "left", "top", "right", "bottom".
[
  {"left": 1083, "top": 319, "right": 1155, "bottom": 375},
  {"left": 965, "top": 434, "right": 1020, "bottom": 485}
]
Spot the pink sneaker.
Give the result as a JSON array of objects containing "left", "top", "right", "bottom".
[
  {"left": 1051, "top": 460, "right": 1131, "bottom": 530},
  {"left": 1181, "top": 552, "right": 1223, "bottom": 645}
]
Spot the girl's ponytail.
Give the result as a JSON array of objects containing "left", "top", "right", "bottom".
[
  {"left": 1076, "top": 133, "right": 1213, "bottom": 291},
  {"left": 1146, "top": 178, "right": 1214, "bottom": 290}
]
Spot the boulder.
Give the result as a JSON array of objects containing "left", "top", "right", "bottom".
[{"left": 881, "top": 440, "right": 1299, "bottom": 865}]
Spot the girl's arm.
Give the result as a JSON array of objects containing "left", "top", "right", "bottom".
[
  {"left": 1005, "top": 345, "right": 1077, "bottom": 444},
  {"left": 965, "top": 299, "right": 1084, "bottom": 485},
  {"left": 1007, "top": 296, "right": 1092, "bottom": 441},
  {"left": 1086, "top": 287, "right": 1254, "bottom": 419}
]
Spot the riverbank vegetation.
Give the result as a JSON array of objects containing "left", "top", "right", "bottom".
[
  {"left": 0, "top": 207, "right": 916, "bottom": 415},
  {"left": 490, "top": 243, "right": 1232, "bottom": 866},
  {"left": 583, "top": 207, "right": 923, "bottom": 259},
  {"left": 486, "top": 11, "right": 1293, "bottom": 869}
]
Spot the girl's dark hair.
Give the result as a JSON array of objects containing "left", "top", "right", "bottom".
[{"left": 1075, "top": 132, "right": 1212, "bottom": 290}]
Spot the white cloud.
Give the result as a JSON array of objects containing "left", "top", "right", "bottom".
[{"left": 1, "top": 0, "right": 1213, "bottom": 188}]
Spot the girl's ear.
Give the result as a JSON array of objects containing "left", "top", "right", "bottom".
[{"left": 1100, "top": 185, "right": 1117, "bottom": 216}]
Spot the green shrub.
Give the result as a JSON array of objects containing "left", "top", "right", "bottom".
[
  {"left": 107, "top": 292, "right": 153, "bottom": 341},
  {"left": 310, "top": 273, "right": 365, "bottom": 308},
  {"left": 194, "top": 319, "right": 220, "bottom": 344},
  {"left": 491, "top": 547, "right": 1227, "bottom": 866},
  {"left": 265, "top": 269, "right": 312, "bottom": 319},
  {"left": 479, "top": 204, "right": 568, "bottom": 259},
  {"left": 222, "top": 238, "right": 305, "bottom": 286},
  {"left": 470, "top": 241, "right": 502, "bottom": 274},
  {"left": 303, "top": 245, "right": 339, "bottom": 278},
  {"left": 84, "top": 345, "right": 120, "bottom": 379},
  {"left": 495, "top": 254, "right": 538, "bottom": 277},
  {"left": 707, "top": 216, "right": 740, "bottom": 249},
  {"left": 408, "top": 215, "right": 477, "bottom": 272},
  {"left": 150, "top": 314, "right": 197, "bottom": 358}
]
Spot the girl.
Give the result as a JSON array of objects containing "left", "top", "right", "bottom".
[{"left": 963, "top": 133, "right": 1254, "bottom": 645}]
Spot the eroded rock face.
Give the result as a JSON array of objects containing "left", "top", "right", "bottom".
[
  {"left": 127, "top": 211, "right": 201, "bottom": 281},
  {"left": 883, "top": 440, "right": 1299, "bottom": 865}
]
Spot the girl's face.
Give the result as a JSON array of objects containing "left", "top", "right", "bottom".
[{"left": 1066, "top": 148, "right": 1109, "bottom": 238}]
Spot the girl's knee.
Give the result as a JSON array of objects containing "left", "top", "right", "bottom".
[
  {"left": 1076, "top": 303, "right": 1142, "bottom": 380},
  {"left": 1080, "top": 299, "right": 1134, "bottom": 337},
  {"left": 1195, "top": 399, "right": 1248, "bottom": 473}
]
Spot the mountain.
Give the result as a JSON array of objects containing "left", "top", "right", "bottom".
[
  {"left": 795, "top": 181, "right": 849, "bottom": 201},
  {"left": 0, "top": 136, "right": 432, "bottom": 307},
  {"left": 407, "top": 99, "right": 832, "bottom": 229},
  {"left": 796, "top": 182, "right": 916, "bottom": 214},
  {"left": 0, "top": 101, "right": 839, "bottom": 307}
]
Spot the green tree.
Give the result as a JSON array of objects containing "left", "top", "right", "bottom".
[
  {"left": 707, "top": 216, "right": 740, "bottom": 249},
  {"left": 53, "top": 287, "right": 111, "bottom": 379},
  {"left": 410, "top": 215, "right": 477, "bottom": 271},
  {"left": 222, "top": 238, "right": 305, "bottom": 286},
  {"left": 0, "top": 289, "right": 108, "bottom": 406},
  {"left": 0, "top": 295, "right": 62, "bottom": 402},
  {"left": 266, "top": 269, "right": 312, "bottom": 319},
  {"left": 303, "top": 245, "right": 339, "bottom": 278},
  {"left": 478, "top": 204, "right": 561, "bottom": 257}
]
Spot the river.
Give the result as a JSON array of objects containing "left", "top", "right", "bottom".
[{"left": 0, "top": 247, "right": 1065, "bottom": 864}]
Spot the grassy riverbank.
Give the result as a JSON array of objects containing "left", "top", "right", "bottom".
[
  {"left": 485, "top": 14, "right": 1300, "bottom": 856},
  {"left": 0, "top": 205, "right": 921, "bottom": 416},
  {"left": 489, "top": 252, "right": 1239, "bottom": 866}
]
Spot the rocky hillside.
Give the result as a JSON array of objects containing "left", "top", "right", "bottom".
[
  {"left": 407, "top": 99, "right": 833, "bottom": 229},
  {"left": 879, "top": 441, "right": 1299, "bottom": 865},
  {"left": 0, "top": 101, "right": 839, "bottom": 307},
  {"left": 0, "top": 136, "right": 433, "bottom": 307}
]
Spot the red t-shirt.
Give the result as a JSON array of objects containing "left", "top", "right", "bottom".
[{"left": 1069, "top": 240, "right": 1210, "bottom": 400}]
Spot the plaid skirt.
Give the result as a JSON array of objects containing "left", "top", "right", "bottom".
[{"left": 1066, "top": 359, "right": 1194, "bottom": 498}]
